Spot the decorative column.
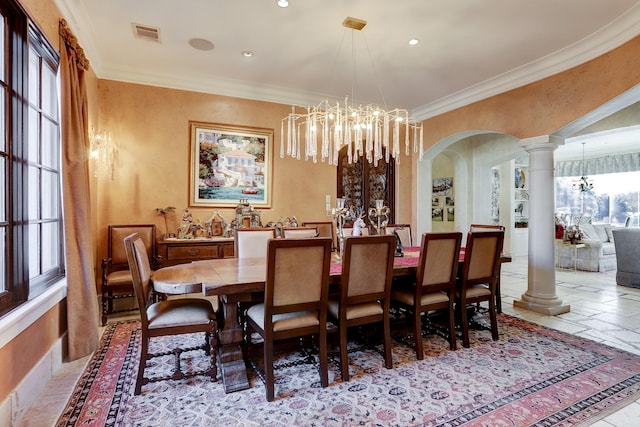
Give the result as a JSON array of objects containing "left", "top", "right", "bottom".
[{"left": 513, "top": 135, "right": 570, "bottom": 315}]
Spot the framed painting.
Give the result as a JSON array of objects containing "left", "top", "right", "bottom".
[{"left": 189, "top": 121, "right": 273, "bottom": 208}]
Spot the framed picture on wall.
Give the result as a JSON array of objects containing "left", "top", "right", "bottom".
[
  {"left": 433, "top": 177, "right": 453, "bottom": 196},
  {"left": 432, "top": 197, "right": 439, "bottom": 207},
  {"left": 432, "top": 207, "right": 444, "bottom": 221},
  {"left": 447, "top": 207, "right": 455, "bottom": 222},
  {"left": 189, "top": 121, "right": 273, "bottom": 208}
]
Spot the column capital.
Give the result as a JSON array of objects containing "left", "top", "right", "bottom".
[{"left": 519, "top": 135, "right": 564, "bottom": 153}]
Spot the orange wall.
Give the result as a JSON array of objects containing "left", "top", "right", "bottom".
[
  {"left": 421, "top": 36, "right": 640, "bottom": 146},
  {"left": 94, "top": 81, "right": 414, "bottom": 265},
  {"left": 0, "top": 303, "right": 66, "bottom": 399}
]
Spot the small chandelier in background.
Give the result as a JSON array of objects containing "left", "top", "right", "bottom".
[
  {"left": 89, "top": 128, "right": 116, "bottom": 179},
  {"left": 280, "top": 17, "right": 424, "bottom": 166},
  {"left": 572, "top": 142, "right": 593, "bottom": 192}
]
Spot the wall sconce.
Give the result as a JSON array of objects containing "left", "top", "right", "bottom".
[{"left": 89, "top": 128, "right": 116, "bottom": 179}]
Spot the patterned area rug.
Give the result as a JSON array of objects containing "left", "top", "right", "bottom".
[{"left": 57, "top": 315, "right": 640, "bottom": 426}]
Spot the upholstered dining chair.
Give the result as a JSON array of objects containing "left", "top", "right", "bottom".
[
  {"left": 245, "top": 237, "right": 333, "bottom": 401},
  {"left": 342, "top": 225, "right": 370, "bottom": 236},
  {"left": 390, "top": 232, "right": 462, "bottom": 358},
  {"left": 282, "top": 226, "right": 318, "bottom": 238},
  {"left": 101, "top": 224, "right": 156, "bottom": 326},
  {"left": 302, "top": 221, "right": 336, "bottom": 250},
  {"left": 234, "top": 228, "right": 277, "bottom": 258},
  {"left": 328, "top": 234, "right": 396, "bottom": 381},
  {"left": 456, "top": 230, "right": 504, "bottom": 348},
  {"left": 386, "top": 224, "right": 413, "bottom": 248},
  {"left": 469, "top": 224, "right": 506, "bottom": 313},
  {"left": 124, "top": 233, "right": 218, "bottom": 395}
]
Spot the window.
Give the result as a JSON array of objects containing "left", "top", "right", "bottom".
[
  {"left": 556, "top": 171, "right": 640, "bottom": 226},
  {"left": 1, "top": 1, "right": 63, "bottom": 316}
]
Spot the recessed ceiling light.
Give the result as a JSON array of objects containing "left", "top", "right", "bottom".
[
  {"left": 408, "top": 38, "right": 419, "bottom": 46},
  {"left": 242, "top": 50, "right": 254, "bottom": 57},
  {"left": 276, "top": 0, "right": 289, "bottom": 7},
  {"left": 188, "top": 38, "right": 214, "bottom": 51}
]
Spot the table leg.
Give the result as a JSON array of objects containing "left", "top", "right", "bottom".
[{"left": 218, "top": 295, "right": 250, "bottom": 393}]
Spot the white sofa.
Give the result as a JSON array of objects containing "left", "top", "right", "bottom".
[{"left": 556, "top": 222, "right": 617, "bottom": 272}]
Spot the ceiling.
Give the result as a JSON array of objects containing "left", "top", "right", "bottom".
[{"left": 56, "top": 0, "right": 640, "bottom": 123}]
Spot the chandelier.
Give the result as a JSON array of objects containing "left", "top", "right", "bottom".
[
  {"left": 279, "top": 17, "right": 424, "bottom": 166},
  {"left": 572, "top": 142, "right": 593, "bottom": 192}
]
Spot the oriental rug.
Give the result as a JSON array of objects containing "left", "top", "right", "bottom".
[{"left": 57, "top": 315, "right": 640, "bottom": 426}]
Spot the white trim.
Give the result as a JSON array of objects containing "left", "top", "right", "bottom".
[{"left": 0, "top": 278, "right": 67, "bottom": 348}]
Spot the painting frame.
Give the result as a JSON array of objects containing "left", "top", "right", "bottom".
[{"left": 189, "top": 121, "right": 273, "bottom": 208}]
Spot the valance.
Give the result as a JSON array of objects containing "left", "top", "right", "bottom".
[{"left": 555, "top": 152, "right": 640, "bottom": 177}]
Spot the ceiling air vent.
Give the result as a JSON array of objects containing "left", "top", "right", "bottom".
[{"left": 132, "top": 24, "right": 161, "bottom": 42}]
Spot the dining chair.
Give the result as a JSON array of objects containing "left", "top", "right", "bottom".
[
  {"left": 456, "top": 230, "right": 504, "bottom": 348},
  {"left": 342, "top": 225, "right": 370, "bottom": 236},
  {"left": 390, "top": 232, "right": 462, "bottom": 358},
  {"left": 245, "top": 237, "right": 333, "bottom": 401},
  {"left": 469, "top": 224, "right": 506, "bottom": 313},
  {"left": 282, "top": 226, "right": 318, "bottom": 238},
  {"left": 328, "top": 234, "right": 396, "bottom": 381},
  {"left": 101, "top": 224, "right": 156, "bottom": 326},
  {"left": 234, "top": 228, "right": 277, "bottom": 258},
  {"left": 124, "top": 233, "right": 218, "bottom": 395},
  {"left": 302, "top": 221, "right": 336, "bottom": 250},
  {"left": 386, "top": 224, "right": 413, "bottom": 248}
]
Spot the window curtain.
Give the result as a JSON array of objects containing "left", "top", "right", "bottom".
[
  {"left": 59, "top": 19, "right": 99, "bottom": 360},
  {"left": 555, "top": 152, "right": 640, "bottom": 177}
]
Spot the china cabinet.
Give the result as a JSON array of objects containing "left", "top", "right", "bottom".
[{"left": 336, "top": 146, "right": 395, "bottom": 223}]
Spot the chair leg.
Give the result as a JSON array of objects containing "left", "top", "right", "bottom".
[
  {"left": 489, "top": 298, "right": 499, "bottom": 341},
  {"left": 459, "top": 302, "right": 470, "bottom": 348},
  {"left": 448, "top": 301, "right": 457, "bottom": 351},
  {"left": 382, "top": 316, "right": 393, "bottom": 369},
  {"left": 414, "top": 308, "right": 424, "bottom": 360},
  {"left": 101, "top": 291, "right": 109, "bottom": 326},
  {"left": 339, "top": 324, "right": 349, "bottom": 381},
  {"left": 135, "top": 335, "right": 149, "bottom": 395},
  {"left": 495, "top": 266, "right": 503, "bottom": 314},
  {"left": 264, "top": 337, "right": 275, "bottom": 401},
  {"left": 318, "top": 329, "right": 329, "bottom": 388}
]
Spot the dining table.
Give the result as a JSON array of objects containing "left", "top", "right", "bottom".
[{"left": 151, "top": 246, "right": 511, "bottom": 394}]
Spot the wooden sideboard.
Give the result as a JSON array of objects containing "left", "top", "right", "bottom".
[{"left": 156, "top": 237, "right": 234, "bottom": 267}]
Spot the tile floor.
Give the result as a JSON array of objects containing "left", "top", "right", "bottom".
[{"left": 17, "top": 257, "right": 640, "bottom": 426}]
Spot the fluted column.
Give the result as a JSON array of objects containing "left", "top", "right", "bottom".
[{"left": 513, "top": 135, "right": 570, "bottom": 315}]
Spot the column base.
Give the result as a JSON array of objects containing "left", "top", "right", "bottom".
[{"left": 513, "top": 292, "right": 570, "bottom": 315}]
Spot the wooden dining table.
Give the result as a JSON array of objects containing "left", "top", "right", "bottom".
[{"left": 151, "top": 247, "right": 511, "bottom": 394}]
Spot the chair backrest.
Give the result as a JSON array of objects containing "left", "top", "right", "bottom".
[
  {"left": 108, "top": 224, "right": 156, "bottom": 270},
  {"left": 386, "top": 224, "right": 412, "bottom": 247},
  {"left": 302, "top": 221, "right": 336, "bottom": 249},
  {"left": 234, "top": 228, "right": 277, "bottom": 258},
  {"left": 469, "top": 224, "right": 505, "bottom": 233},
  {"left": 123, "top": 233, "right": 153, "bottom": 328},
  {"left": 343, "top": 226, "right": 370, "bottom": 236},
  {"left": 341, "top": 235, "right": 396, "bottom": 304},
  {"left": 460, "top": 230, "right": 504, "bottom": 287},
  {"left": 264, "top": 237, "right": 332, "bottom": 320},
  {"left": 282, "top": 227, "right": 318, "bottom": 238},
  {"left": 416, "top": 232, "right": 463, "bottom": 293}
]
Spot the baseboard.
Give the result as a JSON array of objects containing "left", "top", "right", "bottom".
[{"left": 0, "top": 334, "right": 66, "bottom": 426}]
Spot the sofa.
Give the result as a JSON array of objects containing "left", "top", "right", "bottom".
[
  {"left": 612, "top": 228, "right": 640, "bottom": 287},
  {"left": 556, "top": 222, "right": 618, "bottom": 272}
]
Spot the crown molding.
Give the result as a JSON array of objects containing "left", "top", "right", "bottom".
[
  {"left": 54, "top": 0, "right": 640, "bottom": 121},
  {"left": 411, "top": 3, "right": 640, "bottom": 121}
]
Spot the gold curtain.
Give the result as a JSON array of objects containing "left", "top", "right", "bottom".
[{"left": 59, "top": 19, "right": 99, "bottom": 360}]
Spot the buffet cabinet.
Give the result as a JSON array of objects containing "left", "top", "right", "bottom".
[{"left": 156, "top": 238, "right": 234, "bottom": 268}]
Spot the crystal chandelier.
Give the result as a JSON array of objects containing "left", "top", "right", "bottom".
[
  {"left": 279, "top": 17, "right": 424, "bottom": 166},
  {"left": 572, "top": 142, "right": 593, "bottom": 192}
]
